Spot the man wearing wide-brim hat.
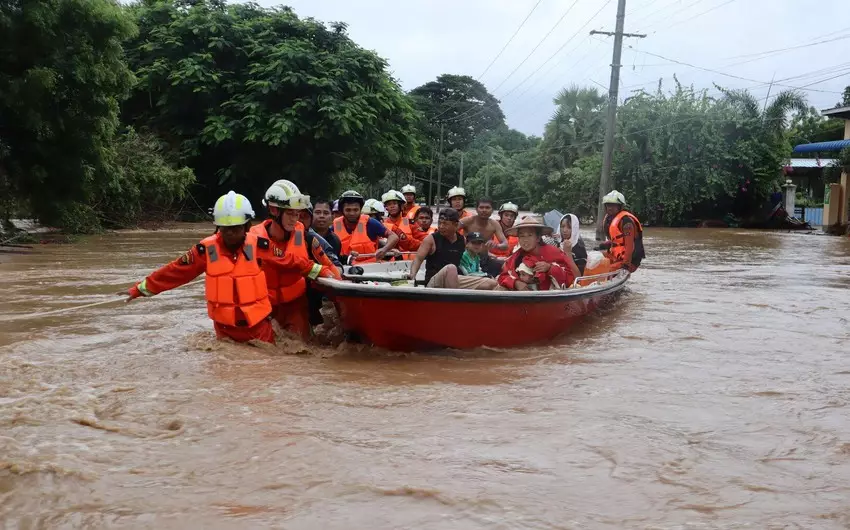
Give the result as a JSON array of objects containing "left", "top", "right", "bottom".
[{"left": 496, "top": 216, "right": 577, "bottom": 291}]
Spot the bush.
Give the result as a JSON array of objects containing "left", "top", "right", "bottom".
[{"left": 96, "top": 128, "right": 195, "bottom": 228}]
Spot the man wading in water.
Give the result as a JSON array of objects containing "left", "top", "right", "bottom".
[{"left": 458, "top": 197, "right": 508, "bottom": 277}]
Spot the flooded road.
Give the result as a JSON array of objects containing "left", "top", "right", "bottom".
[{"left": 1, "top": 226, "right": 849, "bottom": 529}]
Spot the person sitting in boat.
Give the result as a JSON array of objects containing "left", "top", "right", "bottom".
[
  {"left": 558, "top": 213, "right": 586, "bottom": 277},
  {"left": 382, "top": 190, "right": 414, "bottom": 251},
  {"left": 459, "top": 231, "right": 490, "bottom": 278},
  {"left": 490, "top": 202, "right": 520, "bottom": 259},
  {"left": 123, "top": 192, "right": 332, "bottom": 344},
  {"left": 401, "top": 184, "right": 420, "bottom": 221},
  {"left": 408, "top": 208, "right": 497, "bottom": 290},
  {"left": 599, "top": 190, "right": 645, "bottom": 272},
  {"left": 496, "top": 216, "right": 577, "bottom": 292},
  {"left": 516, "top": 255, "right": 568, "bottom": 291},
  {"left": 333, "top": 190, "right": 398, "bottom": 265},
  {"left": 447, "top": 186, "right": 472, "bottom": 223},
  {"left": 407, "top": 206, "right": 435, "bottom": 251},
  {"left": 458, "top": 197, "right": 508, "bottom": 275}
]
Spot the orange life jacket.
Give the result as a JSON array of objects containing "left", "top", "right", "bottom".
[
  {"left": 250, "top": 221, "right": 310, "bottom": 305},
  {"left": 202, "top": 233, "right": 272, "bottom": 328},
  {"left": 334, "top": 214, "right": 378, "bottom": 263},
  {"left": 404, "top": 203, "right": 420, "bottom": 221},
  {"left": 490, "top": 232, "right": 519, "bottom": 258},
  {"left": 384, "top": 215, "right": 412, "bottom": 237},
  {"left": 607, "top": 210, "right": 644, "bottom": 265}
]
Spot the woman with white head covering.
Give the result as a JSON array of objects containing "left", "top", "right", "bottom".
[{"left": 558, "top": 213, "right": 587, "bottom": 275}]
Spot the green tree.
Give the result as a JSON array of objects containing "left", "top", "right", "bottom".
[
  {"left": 122, "top": 0, "right": 421, "bottom": 203},
  {"left": 789, "top": 106, "right": 845, "bottom": 147},
  {"left": 409, "top": 74, "right": 505, "bottom": 152},
  {"left": 0, "top": 0, "right": 136, "bottom": 229}
]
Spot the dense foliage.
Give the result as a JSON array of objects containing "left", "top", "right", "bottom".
[
  {"left": 0, "top": 0, "right": 139, "bottom": 230},
  {"left": 122, "top": 0, "right": 421, "bottom": 203},
  {"left": 409, "top": 74, "right": 506, "bottom": 152}
]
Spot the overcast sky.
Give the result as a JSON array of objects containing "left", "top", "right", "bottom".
[{"left": 256, "top": 0, "right": 850, "bottom": 136}]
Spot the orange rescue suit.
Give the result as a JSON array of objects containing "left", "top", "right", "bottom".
[
  {"left": 408, "top": 225, "right": 435, "bottom": 251},
  {"left": 249, "top": 221, "right": 312, "bottom": 305},
  {"left": 127, "top": 232, "right": 279, "bottom": 343},
  {"left": 334, "top": 214, "right": 378, "bottom": 263},
  {"left": 384, "top": 215, "right": 413, "bottom": 251},
  {"left": 490, "top": 232, "right": 519, "bottom": 258},
  {"left": 404, "top": 203, "right": 420, "bottom": 221},
  {"left": 606, "top": 210, "right": 644, "bottom": 271}
]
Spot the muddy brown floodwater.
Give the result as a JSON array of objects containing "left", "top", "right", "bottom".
[{"left": 1, "top": 225, "right": 849, "bottom": 529}]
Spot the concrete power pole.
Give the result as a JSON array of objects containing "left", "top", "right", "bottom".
[
  {"left": 436, "top": 123, "right": 445, "bottom": 214},
  {"left": 591, "top": 0, "right": 645, "bottom": 239},
  {"left": 459, "top": 151, "right": 465, "bottom": 189}
]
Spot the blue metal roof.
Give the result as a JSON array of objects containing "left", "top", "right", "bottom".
[{"left": 793, "top": 139, "right": 850, "bottom": 153}]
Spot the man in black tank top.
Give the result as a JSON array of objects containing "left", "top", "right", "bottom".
[{"left": 408, "top": 209, "right": 497, "bottom": 289}]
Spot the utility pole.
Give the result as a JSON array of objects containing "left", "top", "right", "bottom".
[
  {"left": 591, "top": 0, "right": 645, "bottom": 239},
  {"left": 436, "top": 123, "right": 444, "bottom": 214},
  {"left": 459, "top": 152, "right": 465, "bottom": 189}
]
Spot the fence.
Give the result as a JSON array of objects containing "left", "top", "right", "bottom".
[{"left": 794, "top": 206, "right": 824, "bottom": 226}]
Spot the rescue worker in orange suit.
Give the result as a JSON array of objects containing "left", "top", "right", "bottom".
[
  {"left": 251, "top": 180, "right": 338, "bottom": 340},
  {"left": 257, "top": 181, "right": 343, "bottom": 331},
  {"left": 489, "top": 202, "right": 520, "bottom": 258},
  {"left": 332, "top": 190, "right": 398, "bottom": 265},
  {"left": 382, "top": 189, "right": 414, "bottom": 252},
  {"left": 447, "top": 186, "right": 472, "bottom": 223},
  {"left": 124, "top": 192, "right": 285, "bottom": 344},
  {"left": 599, "top": 190, "right": 645, "bottom": 272},
  {"left": 407, "top": 206, "right": 435, "bottom": 251},
  {"left": 401, "top": 184, "right": 420, "bottom": 221}
]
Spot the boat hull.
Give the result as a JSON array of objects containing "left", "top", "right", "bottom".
[{"left": 318, "top": 268, "right": 629, "bottom": 351}]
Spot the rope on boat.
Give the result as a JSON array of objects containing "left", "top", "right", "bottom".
[{"left": 4, "top": 278, "right": 205, "bottom": 321}]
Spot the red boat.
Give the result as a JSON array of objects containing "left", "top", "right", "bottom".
[{"left": 317, "top": 262, "right": 629, "bottom": 351}]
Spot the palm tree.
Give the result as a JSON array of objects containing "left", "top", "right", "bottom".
[
  {"left": 720, "top": 88, "right": 807, "bottom": 138},
  {"left": 541, "top": 85, "right": 606, "bottom": 170}
]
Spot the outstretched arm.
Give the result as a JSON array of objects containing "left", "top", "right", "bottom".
[
  {"left": 408, "top": 235, "right": 434, "bottom": 281},
  {"left": 126, "top": 244, "right": 207, "bottom": 301}
]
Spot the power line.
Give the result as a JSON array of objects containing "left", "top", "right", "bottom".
[
  {"left": 647, "top": 0, "right": 737, "bottom": 34},
  {"left": 448, "top": 0, "right": 614, "bottom": 124},
  {"left": 429, "top": 0, "right": 545, "bottom": 121},
  {"left": 488, "top": 0, "right": 583, "bottom": 94},
  {"left": 627, "top": 46, "right": 844, "bottom": 94}
]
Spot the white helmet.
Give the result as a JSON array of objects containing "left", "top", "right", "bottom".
[
  {"left": 363, "top": 199, "right": 386, "bottom": 215},
  {"left": 447, "top": 186, "right": 466, "bottom": 199},
  {"left": 401, "top": 184, "right": 416, "bottom": 194},
  {"left": 213, "top": 191, "right": 255, "bottom": 227},
  {"left": 263, "top": 179, "right": 310, "bottom": 210},
  {"left": 602, "top": 190, "right": 627, "bottom": 205},
  {"left": 499, "top": 202, "right": 519, "bottom": 214},
  {"left": 381, "top": 190, "right": 405, "bottom": 204}
]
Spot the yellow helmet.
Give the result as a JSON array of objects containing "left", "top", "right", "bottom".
[
  {"left": 381, "top": 190, "right": 405, "bottom": 204},
  {"left": 602, "top": 190, "right": 627, "bottom": 205},
  {"left": 447, "top": 186, "right": 466, "bottom": 199},
  {"left": 263, "top": 180, "right": 310, "bottom": 210},
  {"left": 213, "top": 191, "right": 255, "bottom": 227}
]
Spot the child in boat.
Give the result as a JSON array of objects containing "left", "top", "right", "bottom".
[
  {"left": 459, "top": 231, "right": 490, "bottom": 277},
  {"left": 516, "top": 255, "right": 566, "bottom": 291}
]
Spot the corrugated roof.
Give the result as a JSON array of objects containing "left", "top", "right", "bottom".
[
  {"left": 787, "top": 158, "right": 837, "bottom": 168},
  {"left": 792, "top": 139, "right": 850, "bottom": 153},
  {"left": 821, "top": 105, "right": 850, "bottom": 120}
]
